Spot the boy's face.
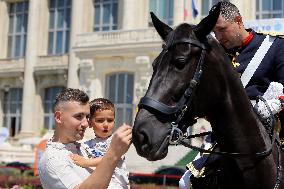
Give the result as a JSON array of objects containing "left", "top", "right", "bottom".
[{"left": 90, "top": 109, "right": 115, "bottom": 139}]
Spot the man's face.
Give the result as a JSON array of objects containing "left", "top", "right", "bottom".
[
  {"left": 213, "top": 15, "right": 241, "bottom": 49},
  {"left": 89, "top": 109, "right": 115, "bottom": 139},
  {"left": 56, "top": 101, "right": 90, "bottom": 143}
]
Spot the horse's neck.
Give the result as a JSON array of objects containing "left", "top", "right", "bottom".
[
  {"left": 208, "top": 78, "right": 270, "bottom": 155},
  {"left": 206, "top": 78, "right": 279, "bottom": 188}
]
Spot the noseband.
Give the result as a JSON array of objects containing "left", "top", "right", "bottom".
[{"left": 138, "top": 35, "right": 207, "bottom": 144}]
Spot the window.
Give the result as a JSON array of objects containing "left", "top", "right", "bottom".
[
  {"left": 201, "top": 0, "right": 222, "bottom": 17},
  {"left": 48, "top": 0, "right": 71, "bottom": 55},
  {"left": 94, "top": 0, "right": 118, "bottom": 31},
  {"left": 3, "top": 88, "right": 23, "bottom": 137},
  {"left": 8, "top": 1, "right": 29, "bottom": 58},
  {"left": 44, "top": 86, "right": 65, "bottom": 130},
  {"left": 106, "top": 73, "right": 134, "bottom": 128},
  {"left": 256, "top": 0, "right": 284, "bottom": 19},
  {"left": 149, "top": 0, "right": 173, "bottom": 25}
]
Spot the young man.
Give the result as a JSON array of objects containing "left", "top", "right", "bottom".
[
  {"left": 38, "top": 88, "right": 132, "bottom": 189},
  {"left": 212, "top": 1, "right": 284, "bottom": 135}
]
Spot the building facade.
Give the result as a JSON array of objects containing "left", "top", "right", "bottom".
[{"left": 0, "top": 0, "right": 283, "bottom": 139}]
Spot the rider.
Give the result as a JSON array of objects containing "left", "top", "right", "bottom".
[
  {"left": 212, "top": 1, "right": 284, "bottom": 131},
  {"left": 180, "top": 2, "right": 284, "bottom": 188}
]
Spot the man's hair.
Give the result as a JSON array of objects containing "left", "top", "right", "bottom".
[
  {"left": 54, "top": 88, "right": 89, "bottom": 111},
  {"left": 90, "top": 98, "right": 115, "bottom": 118},
  {"left": 210, "top": 1, "right": 240, "bottom": 22}
]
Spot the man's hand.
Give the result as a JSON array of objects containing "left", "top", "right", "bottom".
[{"left": 108, "top": 124, "right": 132, "bottom": 158}]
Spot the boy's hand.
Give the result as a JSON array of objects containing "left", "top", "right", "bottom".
[
  {"left": 109, "top": 124, "right": 132, "bottom": 158},
  {"left": 70, "top": 154, "right": 89, "bottom": 168}
]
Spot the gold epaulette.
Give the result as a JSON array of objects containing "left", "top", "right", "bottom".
[{"left": 186, "top": 161, "right": 206, "bottom": 178}]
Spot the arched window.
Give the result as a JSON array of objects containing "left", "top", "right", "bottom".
[
  {"left": 106, "top": 73, "right": 134, "bottom": 128},
  {"left": 44, "top": 86, "right": 65, "bottom": 130},
  {"left": 3, "top": 88, "right": 23, "bottom": 137}
]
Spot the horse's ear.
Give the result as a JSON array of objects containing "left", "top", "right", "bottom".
[
  {"left": 150, "top": 12, "right": 173, "bottom": 41},
  {"left": 193, "top": 2, "right": 221, "bottom": 40}
]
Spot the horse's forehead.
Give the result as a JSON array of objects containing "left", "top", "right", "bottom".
[{"left": 174, "top": 24, "right": 195, "bottom": 39}]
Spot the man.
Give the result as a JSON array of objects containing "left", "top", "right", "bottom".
[
  {"left": 38, "top": 88, "right": 132, "bottom": 189},
  {"left": 212, "top": 1, "right": 284, "bottom": 136},
  {"left": 180, "top": 2, "right": 284, "bottom": 188}
]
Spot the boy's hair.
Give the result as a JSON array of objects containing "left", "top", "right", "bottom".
[
  {"left": 90, "top": 98, "right": 115, "bottom": 118},
  {"left": 54, "top": 88, "right": 89, "bottom": 111},
  {"left": 210, "top": 1, "right": 240, "bottom": 22}
]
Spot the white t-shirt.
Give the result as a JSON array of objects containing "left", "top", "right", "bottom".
[
  {"left": 84, "top": 135, "right": 130, "bottom": 189},
  {"left": 38, "top": 141, "right": 92, "bottom": 189}
]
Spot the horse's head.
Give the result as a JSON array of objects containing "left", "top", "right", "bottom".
[{"left": 132, "top": 4, "right": 231, "bottom": 160}]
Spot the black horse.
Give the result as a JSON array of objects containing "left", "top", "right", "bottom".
[{"left": 132, "top": 4, "right": 284, "bottom": 189}]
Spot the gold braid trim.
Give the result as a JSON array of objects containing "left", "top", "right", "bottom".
[
  {"left": 186, "top": 161, "right": 206, "bottom": 178},
  {"left": 227, "top": 53, "right": 240, "bottom": 68}
]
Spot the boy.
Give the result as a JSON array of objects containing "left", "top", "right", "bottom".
[{"left": 70, "top": 98, "right": 129, "bottom": 189}]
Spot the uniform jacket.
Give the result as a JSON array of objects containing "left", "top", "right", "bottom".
[
  {"left": 227, "top": 30, "right": 284, "bottom": 99},
  {"left": 226, "top": 29, "right": 284, "bottom": 133}
]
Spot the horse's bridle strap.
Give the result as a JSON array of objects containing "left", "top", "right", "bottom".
[{"left": 138, "top": 97, "right": 180, "bottom": 115}]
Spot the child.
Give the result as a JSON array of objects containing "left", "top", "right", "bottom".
[{"left": 70, "top": 98, "right": 129, "bottom": 189}]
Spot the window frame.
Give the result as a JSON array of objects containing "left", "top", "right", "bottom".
[
  {"left": 201, "top": 0, "right": 223, "bottom": 18},
  {"left": 256, "top": 0, "right": 284, "bottom": 19},
  {"left": 149, "top": 0, "right": 173, "bottom": 26},
  {"left": 93, "top": 0, "right": 118, "bottom": 31},
  {"left": 48, "top": 0, "right": 72, "bottom": 55},
  {"left": 106, "top": 72, "right": 134, "bottom": 128},
  {"left": 3, "top": 88, "right": 23, "bottom": 137},
  {"left": 7, "top": 1, "right": 29, "bottom": 58},
  {"left": 43, "top": 86, "right": 65, "bottom": 130}
]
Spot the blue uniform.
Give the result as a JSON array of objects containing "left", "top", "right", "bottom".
[{"left": 227, "top": 29, "right": 284, "bottom": 135}]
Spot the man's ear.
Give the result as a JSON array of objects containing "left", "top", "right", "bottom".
[
  {"left": 54, "top": 111, "right": 62, "bottom": 124},
  {"left": 234, "top": 15, "right": 242, "bottom": 25}
]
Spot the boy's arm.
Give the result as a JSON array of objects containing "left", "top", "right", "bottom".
[{"left": 70, "top": 154, "right": 103, "bottom": 168}]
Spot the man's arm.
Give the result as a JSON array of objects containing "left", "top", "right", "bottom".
[{"left": 74, "top": 124, "right": 132, "bottom": 189}]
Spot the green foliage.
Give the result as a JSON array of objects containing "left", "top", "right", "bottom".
[
  {"left": 22, "top": 184, "right": 36, "bottom": 189},
  {"left": 40, "top": 127, "right": 47, "bottom": 136},
  {"left": 175, "top": 150, "right": 199, "bottom": 167}
]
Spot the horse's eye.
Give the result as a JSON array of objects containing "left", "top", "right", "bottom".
[{"left": 174, "top": 57, "right": 186, "bottom": 70}]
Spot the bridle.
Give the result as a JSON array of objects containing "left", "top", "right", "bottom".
[
  {"left": 137, "top": 33, "right": 282, "bottom": 188},
  {"left": 138, "top": 33, "right": 207, "bottom": 145}
]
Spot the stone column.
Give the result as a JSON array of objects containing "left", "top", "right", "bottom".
[
  {"left": 19, "top": 0, "right": 41, "bottom": 137},
  {"left": 173, "top": 0, "right": 184, "bottom": 26},
  {"left": 67, "top": 0, "right": 85, "bottom": 88},
  {"left": 122, "top": 0, "right": 137, "bottom": 30}
]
